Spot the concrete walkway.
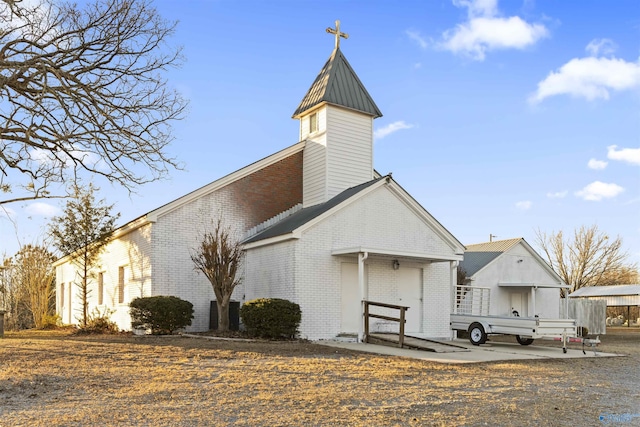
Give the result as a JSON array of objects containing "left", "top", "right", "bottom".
[{"left": 318, "top": 338, "right": 620, "bottom": 364}]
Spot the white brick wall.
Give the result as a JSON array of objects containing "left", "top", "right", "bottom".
[
  {"left": 150, "top": 188, "right": 251, "bottom": 332},
  {"left": 55, "top": 223, "right": 153, "bottom": 329},
  {"left": 283, "top": 185, "right": 457, "bottom": 340},
  {"left": 55, "top": 169, "right": 458, "bottom": 339},
  {"left": 244, "top": 240, "right": 296, "bottom": 302},
  {"left": 55, "top": 185, "right": 253, "bottom": 332}
]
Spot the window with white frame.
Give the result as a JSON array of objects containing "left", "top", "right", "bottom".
[{"left": 309, "top": 112, "right": 318, "bottom": 134}]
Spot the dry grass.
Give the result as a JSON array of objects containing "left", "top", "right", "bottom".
[{"left": 1, "top": 330, "right": 638, "bottom": 426}]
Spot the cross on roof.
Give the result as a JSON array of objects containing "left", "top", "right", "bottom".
[{"left": 326, "top": 20, "right": 348, "bottom": 49}]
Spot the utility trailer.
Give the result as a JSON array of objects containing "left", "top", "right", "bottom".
[{"left": 451, "top": 285, "right": 578, "bottom": 352}]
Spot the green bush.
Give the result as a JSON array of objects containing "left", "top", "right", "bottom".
[
  {"left": 129, "top": 296, "right": 194, "bottom": 335},
  {"left": 240, "top": 298, "right": 301, "bottom": 339},
  {"left": 77, "top": 308, "right": 120, "bottom": 334}
]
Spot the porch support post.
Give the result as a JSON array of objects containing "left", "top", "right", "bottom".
[
  {"left": 450, "top": 261, "right": 458, "bottom": 339},
  {"left": 358, "top": 252, "right": 368, "bottom": 343},
  {"left": 531, "top": 286, "right": 536, "bottom": 317}
]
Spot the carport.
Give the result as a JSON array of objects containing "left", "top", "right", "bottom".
[{"left": 569, "top": 285, "right": 640, "bottom": 327}]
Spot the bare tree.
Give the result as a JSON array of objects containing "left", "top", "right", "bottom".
[
  {"left": 598, "top": 265, "right": 639, "bottom": 287},
  {"left": 536, "top": 224, "right": 638, "bottom": 296},
  {"left": 0, "top": 0, "right": 187, "bottom": 206},
  {"left": 0, "top": 257, "right": 34, "bottom": 330},
  {"left": 191, "top": 219, "right": 244, "bottom": 332},
  {"left": 11, "top": 244, "right": 56, "bottom": 328},
  {"left": 49, "top": 184, "right": 119, "bottom": 326}
]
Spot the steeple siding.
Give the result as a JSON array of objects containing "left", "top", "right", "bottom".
[{"left": 297, "top": 43, "right": 379, "bottom": 208}]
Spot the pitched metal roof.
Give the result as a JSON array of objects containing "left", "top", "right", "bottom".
[
  {"left": 465, "top": 238, "right": 523, "bottom": 253},
  {"left": 569, "top": 284, "right": 640, "bottom": 298},
  {"left": 243, "top": 177, "right": 385, "bottom": 244},
  {"left": 459, "top": 238, "right": 524, "bottom": 277},
  {"left": 292, "top": 47, "right": 382, "bottom": 119},
  {"left": 459, "top": 252, "right": 503, "bottom": 277}
]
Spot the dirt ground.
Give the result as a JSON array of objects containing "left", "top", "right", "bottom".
[{"left": 1, "top": 329, "right": 638, "bottom": 427}]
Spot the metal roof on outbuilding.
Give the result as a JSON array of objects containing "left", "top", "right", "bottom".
[
  {"left": 569, "top": 284, "right": 640, "bottom": 298},
  {"left": 459, "top": 238, "right": 523, "bottom": 277},
  {"left": 464, "top": 238, "right": 522, "bottom": 253},
  {"left": 292, "top": 47, "right": 382, "bottom": 119},
  {"left": 459, "top": 251, "right": 503, "bottom": 277}
]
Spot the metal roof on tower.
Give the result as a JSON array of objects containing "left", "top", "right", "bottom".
[{"left": 292, "top": 46, "right": 383, "bottom": 119}]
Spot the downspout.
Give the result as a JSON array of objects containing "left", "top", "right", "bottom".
[{"left": 358, "top": 251, "right": 369, "bottom": 343}]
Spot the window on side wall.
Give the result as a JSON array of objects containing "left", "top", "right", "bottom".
[
  {"left": 60, "top": 283, "right": 65, "bottom": 307},
  {"left": 309, "top": 112, "right": 318, "bottom": 134},
  {"left": 118, "top": 267, "right": 125, "bottom": 304},
  {"left": 98, "top": 272, "right": 104, "bottom": 306}
]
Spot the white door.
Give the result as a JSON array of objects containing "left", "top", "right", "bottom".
[
  {"left": 341, "top": 263, "right": 367, "bottom": 334},
  {"left": 510, "top": 292, "right": 528, "bottom": 317},
  {"left": 398, "top": 268, "right": 422, "bottom": 333}
]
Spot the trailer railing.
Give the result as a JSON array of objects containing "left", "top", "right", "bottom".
[
  {"left": 454, "top": 285, "right": 491, "bottom": 316},
  {"left": 363, "top": 300, "right": 409, "bottom": 348}
]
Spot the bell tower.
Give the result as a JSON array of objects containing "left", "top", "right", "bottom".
[{"left": 293, "top": 21, "right": 382, "bottom": 208}]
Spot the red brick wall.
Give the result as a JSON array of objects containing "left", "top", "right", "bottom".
[{"left": 229, "top": 151, "right": 303, "bottom": 228}]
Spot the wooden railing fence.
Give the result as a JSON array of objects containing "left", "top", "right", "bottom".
[{"left": 363, "top": 300, "right": 410, "bottom": 348}]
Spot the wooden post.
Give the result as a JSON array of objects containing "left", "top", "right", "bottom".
[
  {"left": 364, "top": 301, "right": 369, "bottom": 343},
  {"left": 399, "top": 308, "right": 405, "bottom": 348},
  {"left": 628, "top": 305, "right": 631, "bottom": 328},
  {"left": 0, "top": 311, "right": 5, "bottom": 338}
]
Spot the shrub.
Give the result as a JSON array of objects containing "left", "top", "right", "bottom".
[
  {"left": 76, "top": 308, "right": 119, "bottom": 334},
  {"left": 129, "top": 296, "right": 194, "bottom": 335},
  {"left": 240, "top": 298, "right": 301, "bottom": 339},
  {"left": 39, "top": 313, "right": 61, "bottom": 330}
]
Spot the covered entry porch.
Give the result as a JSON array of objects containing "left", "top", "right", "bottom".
[{"left": 332, "top": 247, "right": 463, "bottom": 342}]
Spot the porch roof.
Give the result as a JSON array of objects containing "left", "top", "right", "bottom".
[
  {"left": 331, "top": 247, "right": 463, "bottom": 263},
  {"left": 498, "top": 282, "right": 570, "bottom": 289}
]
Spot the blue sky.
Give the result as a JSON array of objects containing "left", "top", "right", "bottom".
[{"left": 2, "top": 0, "right": 639, "bottom": 266}]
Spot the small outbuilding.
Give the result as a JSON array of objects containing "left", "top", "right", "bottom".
[
  {"left": 569, "top": 284, "right": 640, "bottom": 327},
  {"left": 459, "top": 238, "right": 568, "bottom": 319}
]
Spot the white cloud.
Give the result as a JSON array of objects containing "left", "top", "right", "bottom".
[
  {"left": 454, "top": 0, "right": 498, "bottom": 17},
  {"left": 406, "top": 30, "right": 428, "bottom": 50},
  {"left": 515, "top": 200, "right": 532, "bottom": 210},
  {"left": 607, "top": 145, "right": 640, "bottom": 166},
  {"left": 586, "top": 38, "right": 617, "bottom": 57},
  {"left": 575, "top": 181, "right": 624, "bottom": 201},
  {"left": 374, "top": 121, "right": 414, "bottom": 139},
  {"left": 546, "top": 191, "right": 567, "bottom": 199},
  {"left": 587, "top": 158, "right": 608, "bottom": 170},
  {"left": 25, "top": 202, "right": 60, "bottom": 217},
  {"left": 439, "top": 0, "right": 548, "bottom": 61},
  {"left": 30, "top": 148, "right": 53, "bottom": 164},
  {"left": 529, "top": 55, "right": 640, "bottom": 103}
]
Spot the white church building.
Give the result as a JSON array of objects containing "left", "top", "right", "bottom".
[{"left": 54, "top": 23, "right": 465, "bottom": 340}]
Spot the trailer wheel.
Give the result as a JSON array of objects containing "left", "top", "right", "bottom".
[
  {"left": 516, "top": 335, "right": 534, "bottom": 346},
  {"left": 469, "top": 323, "right": 487, "bottom": 345}
]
